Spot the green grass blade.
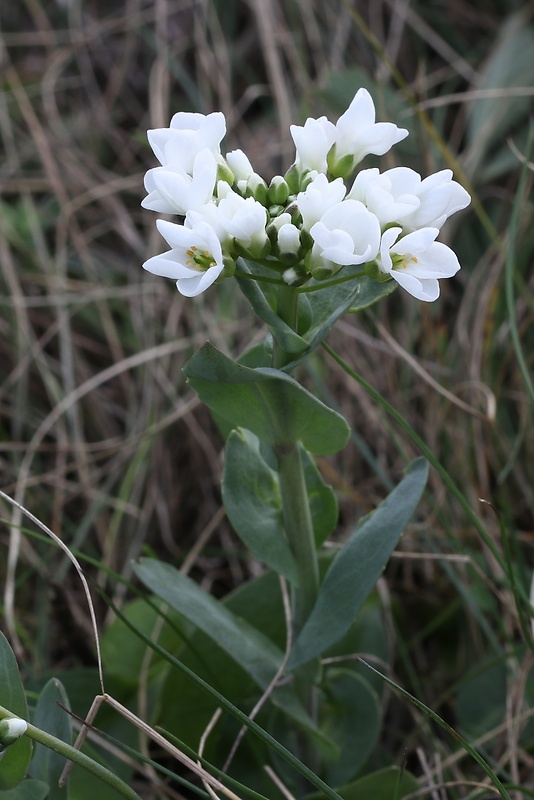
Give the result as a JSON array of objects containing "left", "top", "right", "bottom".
[
  {"left": 357, "top": 659, "right": 512, "bottom": 800},
  {"left": 101, "top": 592, "right": 344, "bottom": 800}
]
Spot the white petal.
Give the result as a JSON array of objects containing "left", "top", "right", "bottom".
[
  {"left": 143, "top": 250, "right": 197, "bottom": 280},
  {"left": 383, "top": 166, "right": 422, "bottom": 195},
  {"left": 156, "top": 219, "right": 192, "bottom": 249},
  {"left": 406, "top": 242, "right": 461, "bottom": 279},
  {"left": 226, "top": 149, "right": 254, "bottom": 181},
  {"left": 278, "top": 223, "right": 300, "bottom": 254},
  {"left": 150, "top": 170, "right": 192, "bottom": 214},
  {"left": 377, "top": 227, "right": 402, "bottom": 274},
  {"left": 169, "top": 111, "right": 206, "bottom": 131},
  {"left": 311, "top": 222, "right": 358, "bottom": 265},
  {"left": 178, "top": 265, "right": 223, "bottom": 296},
  {"left": 391, "top": 227, "right": 439, "bottom": 255},
  {"left": 297, "top": 174, "right": 346, "bottom": 230},
  {"left": 290, "top": 116, "right": 336, "bottom": 172},
  {"left": 141, "top": 190, "right": 179, "bottom": 214},
  {"left": 335, "top": 89, "right": 408, "bottom": 162},
  {"left": 392, "top": 272, "right": 440, "bottom": 302}
]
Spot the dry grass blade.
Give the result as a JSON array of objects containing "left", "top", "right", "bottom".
[{"left": 0, "top": 489, "right": 104, "bottom": 693}]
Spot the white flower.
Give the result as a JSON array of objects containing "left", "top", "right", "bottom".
[
  {"left": 189, "top": 184, "right": 268, "bottom": 254},
  {"left": 147, "top": 111, "right": 226, "bottom": 173},
  {"left": 310, "top": 200, "right": 381, "bottom": 266},
  {"left": 290, "top": 116, "right": 337, "bottom": 173},
  {"left": 143, "top": 219, "right": 224, "bottom": 297},
  {"left": 141, "top": 149, "right": 217, "bottom": 215},
  {"left": 226, "top": 149, "right": 255, "bottom": 182},
  {"left": 278, "top": 223, "right": 301, "bottom": 255},
  {"left": 376, "top": 226, "right": 461, "bottom": 302},
  {"left": 392, "top": 168, "right": 471, "bottom": 230},
  {"left": 269, "top": 212, "right": 293, "bottom": 233},
  {"left": 297, "top": 173, "right": 347, "bottom": 231},
  {"left": 347, "top": 167, "right": 420, "bottom": 226},
  {"left": 330, "top": 88, "right": 408, "bottom": 173}
]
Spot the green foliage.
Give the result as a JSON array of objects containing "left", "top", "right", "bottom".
[
  {"left": 222, "top": 428, "right": 296, "bottom": 580},
  {"left": 288, "top": 459, "right": 429, "bottom": 668},
  {"left": 464, "top": 10, "right": 534, "bottom": 182},
  {"left": 29, "top": 680, "right": 72, "bottom": 800},
  {"left": 133, "top": 558, "right": 285, "bottom": 689},
  {"left": 3, "top": 0, "right": 534, "bottom": 798},
  {"left": 0, "top": 634, "right": 31, "bottom": 790},
  {"left": 222, "top": 430, "right": 337, "bottom": 578},
  {"left": 236, "top": 262, "right": 397, "bottom": 362},
  {"left": 454, "top": 659, "right": 507, "bottom": 739},
  {"left": 184, "top": 343, "right": 350, "bottom": 454},
  {"left": 318, "top": 670, "right": 381, "bottom": 786},
  {"left": 0, "top": 779, "right": 49, "bottom": 800},
  {"left": 305, "top": 766, "right": 419, "bottom": 800}
]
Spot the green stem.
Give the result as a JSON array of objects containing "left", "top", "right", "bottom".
[
  {"left": 277, "top": 443, "right": 320, "bottom": 638},
  {"left": 271, "top": 283, "right": 319, "bottom": 632},
  {"left": 296, "top": 268, "right": 366, "bottom": 293},
  {"left": 0, "top": 706, "right": 142, "bottom": 800},
  {"left": 271, "top": 281, "right": 320, "bottom": 719},
  {"left": 277, "top": 443, "right": 321, "bottom": 764},
  {"left": 273, "top": 286, "right": 319, "bottom": 636},
  {"left": 272, "top": 284, "right": 299, "bottom": 370}
]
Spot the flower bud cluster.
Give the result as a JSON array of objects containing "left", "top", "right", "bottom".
[{"left": 142, "top": 89, "right": 470, "bottom": 300}]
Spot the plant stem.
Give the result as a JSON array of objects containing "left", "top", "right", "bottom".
[
  {"left": 272, "top": 281, "right": 320, "bottom": 708},
  {"left": 272, "top": 284, "right": 299, "bottom": 370},
  {"left": 0, "top": 706, "right": 142, "bottom": 800},
  {"left": 276, "top": 443, "right": 319, "bottom": 639}
]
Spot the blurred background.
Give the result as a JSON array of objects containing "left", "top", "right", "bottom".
[{"left": 0, "top": 0, "right": 533, "bottom": 786}]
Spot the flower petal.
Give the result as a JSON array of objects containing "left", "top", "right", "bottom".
[{"left": 391, "top": 271, "right": 440, "bottom": 302}]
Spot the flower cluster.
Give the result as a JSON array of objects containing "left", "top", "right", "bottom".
[{"left": 142, "top": 89, "right": 470, "bottom": 301}]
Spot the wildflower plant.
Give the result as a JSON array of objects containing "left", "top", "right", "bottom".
[{"left": 136, "top": 87, "right": 471, "bottom": 790}]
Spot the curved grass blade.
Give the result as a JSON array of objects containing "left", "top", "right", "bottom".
[
  {"left": 100, "top": 592, "right": 344, "bottom": 800},
  {"left": 357, "top": 658, "right": 511, "bottom": 800}
]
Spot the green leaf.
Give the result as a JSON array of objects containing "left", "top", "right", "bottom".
[
  {"left": 346, "top": 274, "right": 397, "bottom": 312},
  {"left": 303, "top": 274, "right": 397, "bottom": 351},
  {"left": 288, "top": 458, "right": 428, "bottom": 668},
  {"left": 235, "top": 264, "right": 308, "bottom": 354},
  {"left": 101, "top": 599, "right": 185, "bottom": 689},
  {"left": 319, "top": 670, "right": 381, "bottom": 786},
  {"left": 134, "top": 559, "right": 332, "bottom": 751},
  {"left": 305, "top": 766, "right": 419, "bottom": 800},
  {"left": 29, "top": 679, "right": 71, "bottom": 800},
  {"left": 237, "top": 262, "right": 397, "bottom": 367},
  {"left": 0, "top": 778, "right": 50, "bottom": 800},
  {"left": 222, "top": 432, "right": 338, "bottom": 577},
  {"left": 455, "top": 659, "right": 507, "bottom": 738},
  {"left": 184, "top": 342, "right": 350, "bottom": 455},
  {"left": 0, "top": 633, "right": 31, "bottom": 790},
  {"left": 222, "top": 429, "right": 297, "bottom": 581},
  {"left": 133, "top": 558, "right": 284, "bottom": 689}
]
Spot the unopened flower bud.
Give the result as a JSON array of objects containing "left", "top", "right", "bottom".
[
  {"left": 244, "top": 174, "right": 269, "bottom": 205},
  {"left": 284, "top": 164, "right": 301, "bottom": 194},
  {"left": 268, "top": 176, "right": 290, "bottom": 205},
  {"left": 222, "top": 255, "right": 237, "bottom": 278},
  {"left": 226, "top": 149, "right": 255, "bottom": 182},
  {"left": 278, "top": 223, "right": 301, "bottom": 256},
  {"left": 327, "top": 151, "right": 355, "bottom": 180},
  {"left": 0, "top": 718, "right": 27, "bottom": 749},
  {"left": 217, "top": 159, "right": 235, "bottom": 187}
]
